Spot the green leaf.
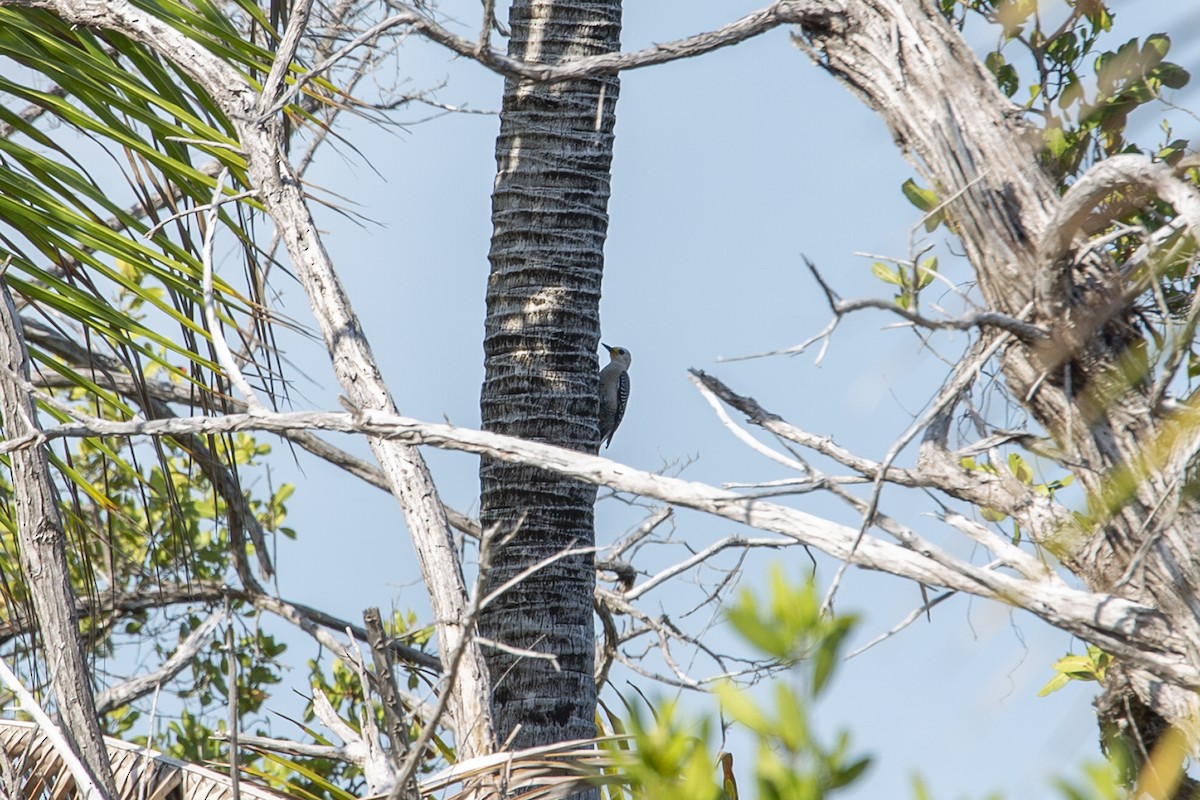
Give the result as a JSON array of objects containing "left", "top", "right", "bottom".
[
  {"left": 871, "top": 262, "right": 904, "bottom": 286},
  {"left": 811, "top": 641, "right": 837, "bottom": 698},
  {"left": 917, "top": 256, "right": 938, "bottom": 289},
  {"left": 772, "top": 683, "right": 810, "bottom": 751},
  {"left": 830, "top": 757, "right": 871, "bottom": 789},
  {"left": 1046, "top": 30, "right": 1078, "bottom": 64},
  {"left": 984, "top": 51, "right": 1019, "bottom": 97},
  {"left": 1039, "top": 647, "right": 1110, "bottom": 697},
  {"left": 1008, "top": 453, "right": 1034, "bottom": 484},
  {"left": 1081, "top": 0, "right": 1113, "bottom": 32},
  {"left": 901, "top": 178, "right": 946, "bottom": 231},
  {"left": 1038, "top": 673, "right": 1072, "bottom": 697},
  {"left": 1156, "top": 62, "right": 1190, "bottom": 90},
  {"left": 1158, "top": 138, "right": 1189, "bottom": 163},
  {"left": 997, "top": 64, "right": 1019, "bottom": 97},
  {"left": 912, "top": 773, "right": 932, "bottom": 800},
  {"left": 901, "top": 178, "right": 938, "bottom": 212},
  {"left": 1141, "top": 33, "right": 1171, "bottom": 67},
  {"left": 1044, "top": 126, "right": 1071, "bottom": 158},
  {"left": 980, "top": 507, "right": 1008, "bottom": 523},
  {"left": 995, "top": 0, "right": 1037, "bottom": 37}
]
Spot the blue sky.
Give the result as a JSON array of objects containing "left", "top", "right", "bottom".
[{"left": 243, "top": 1, "right": 1200, "bottom": 797}]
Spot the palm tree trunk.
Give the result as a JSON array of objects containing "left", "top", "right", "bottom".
[{"left": 478, "top": 0, "right": 621, "bottom": 759}]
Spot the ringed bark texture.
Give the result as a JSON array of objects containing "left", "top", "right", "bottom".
[{"left": 479, "top": 0, "right": 621, "bottom": 756}]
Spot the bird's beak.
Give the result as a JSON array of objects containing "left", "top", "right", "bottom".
[{"left": 602, "top": 342, "right": 612, "bottom": 353}]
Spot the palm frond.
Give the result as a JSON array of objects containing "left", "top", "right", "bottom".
[
  {"left": 0, "top": 718, "right": 298, "bottom": 800},
  {"left": 0, "top": 719, "right": 646, "bottom": 800}
]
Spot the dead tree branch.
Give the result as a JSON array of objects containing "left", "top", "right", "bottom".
[
  {"left": 0, "top": 274, "right": 116, "bottom": 795},
  {"left": 1040, "top": 153, "right": 1200, "bottom": 273},
  {"left": 0, "top": 402, "right": 1191, "bottom": 685},
  {"left": 0, "top": 0, "right": 495, "bottom": 754},
  {"left": 687, "top": 369, "right": 1074, "bottom": 543},
  {"left": 95, "top": 611, "right": 223, "bottom": 715}
]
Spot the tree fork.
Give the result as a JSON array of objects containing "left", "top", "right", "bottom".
[{"left": 791, "top": 0, "right": 1200, "bottom": 762}]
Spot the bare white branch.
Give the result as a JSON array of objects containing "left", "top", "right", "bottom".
[
  {"left": 201, "top": 168, "right": 268, "bottom": 416},
  {"left": 690, "top": 372, "right": 808, "bottom": 472},
  {"left": 624, "top": 536, "right": 791, "bottom": 601},
  {"left": 845, "top": 587, "right": 958, "bottom": 660},
  {"left": 0, "top": 658, "right": 106, "bottom": 800},
  {"left": 2, "top": 403, "right": 1189, "bottom": 684},
  {"left": 1041, "top": 154, "right": 1200, "bottom": 269},
  {"left": 95, "top": 612, "right": 223, "bottom": 714},
  {"left": 941, "top": 512, "right": 1057, "bottom": 583}
]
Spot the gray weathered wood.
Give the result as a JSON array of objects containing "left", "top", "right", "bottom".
[
  {"left": 4, "top": 0, "right": 496, "bottom": 761},
  {"left": 790, "top": 0, "right": 1200, "bottom": 754},
  {"left": 0, "top": 276, "right": 117, "bottom": 797}
]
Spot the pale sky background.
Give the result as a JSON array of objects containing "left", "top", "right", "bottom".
[{"left": 187, "top": 1, "right": 1200, "bottom": 798}]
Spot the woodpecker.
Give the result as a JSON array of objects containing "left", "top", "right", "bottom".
[{"left": 598, "top": 343, "right": 631, "bottom": 449}]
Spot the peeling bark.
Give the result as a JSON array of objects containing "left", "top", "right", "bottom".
[
  {"left": 792, "top": 0, "right": 1200, "bottom": 761},
  {"left": 0, "top": 278, "right": 116, "bottom": 796}
]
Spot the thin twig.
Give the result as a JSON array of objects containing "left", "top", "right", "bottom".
[
  {"left": 95, "top": 611, "right": 223, "bottom": 714},
  {"left": 844, "top": 589, "right": 958, "bottom": 659},
  {"left": 690, "top": 372, "right": 808, "bottom": 472},
  {"left": 226, "top": 594, "right": 241, "bottom": 800},
  {"left": 821, "top": 327, "right": 1018, "bottom": 613},
  {"left": 202, "top": 168, "right": 267, "bottom": 415}
]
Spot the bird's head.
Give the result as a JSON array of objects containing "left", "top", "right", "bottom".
[{"left": 602, "top": 343, "right": 632, "bottom": 368}]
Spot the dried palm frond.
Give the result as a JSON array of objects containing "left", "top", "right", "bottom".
[
  {"left": 415, "top": 736, "right": 630, "bottom": 800},
  {"left": 1, "top": 719, "right": 637, "bottom": 800},
  {"left": 0, "top": 719, "right": 295, "bottom": 800}
]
